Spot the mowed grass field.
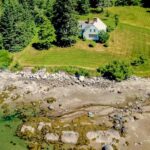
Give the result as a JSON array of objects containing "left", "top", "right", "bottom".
[{"left": 14, "top": 6, "right": 150, "bottom": 77}]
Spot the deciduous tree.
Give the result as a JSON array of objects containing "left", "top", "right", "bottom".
[{"left": 33, "top": 15, "right": 56, "bottom": 50}]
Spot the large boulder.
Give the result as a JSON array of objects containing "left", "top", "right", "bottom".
[
  {"left": 61, "top": 131, "right": 79, "bottom": 144},
  {"left": 86, "top": 130, "right": 120, "bottom": 144},
  {"left": 45, "top": 133, "right": 59, "bottom": 142},
  {"left": 37, "top": 122, "right": 51, "bottom": 131},
  {"left": 21, "top": 125, "right": 35, "bottom": 134}
]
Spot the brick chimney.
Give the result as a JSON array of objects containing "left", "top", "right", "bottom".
[
  {"left": 85, "top": 18, "right": 90, "bottom": 24},
  {"left": 93, "top": 18, "right": 98, "bottom": 23}
]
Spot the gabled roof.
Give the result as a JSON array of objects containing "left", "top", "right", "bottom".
[
  {"left": 79, "top": 18, "right": 107, "bottom": 31},
  {"left": 93, "top": 18, "right": 107, "bottom": 31},
  {"left": 84, "top": 24, "right": 92, "bottom": 30}
]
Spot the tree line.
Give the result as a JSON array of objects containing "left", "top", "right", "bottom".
[{"left": 0, "top": 0, "right": 149, "bottom": 52}]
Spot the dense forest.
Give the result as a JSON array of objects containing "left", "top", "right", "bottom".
[{"left": 0, "top": 0, "right": 149, "bottom": 52}]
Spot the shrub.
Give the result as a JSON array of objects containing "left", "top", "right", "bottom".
[
  {"left": 91, "top": 7, "right": 104, "bottom": 14},
  {"left": 0, "top": 50, "right": 12, "bottom": 69},
  {"left": 98, "top": 61, "right": 132, "bottom": 81},
  {"left": 89, "top": 41, "right": 96, "bottom": 47},
  {"left": 10, "top": 62, "right": 22, "bottom": 72},
  {"left": 107, "top": 25, "right": 114, "bottom": 32},
  {"left": 103, "top": 42, "right": 109, "bottom": 47},
  {"left": 131, "top": 55, "right": 147, "bottom": 66},
  {"left": 114, "top": 14, "right": 119, "bottom": 26},
  {"left": 79, "top": 32, "right": 83, "bottom": 39},
  {"left": 47, "top": 66, "right": 95, "bottom": 77},
  {"left": 75, "top": 69, "right": 90, "bottom": 77},
  {"left": 83, "top": 37, "right": 87, "bottom": 41},
  {"left": 105, "top": 10, "right": 110, "bottom": 17},
  {"left": 99, "top": 31, "right": 110, "bottom": 43},
  {"left": 97, "top": 7, "right": 104, "bottom": 13},
  {"left": 31, "top": 66, "right": 43, "bottom": 73}
]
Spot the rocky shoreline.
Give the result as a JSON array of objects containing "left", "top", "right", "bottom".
[
  {"left": 14, "top": 69, "right": 114, "bottom": 88},
  {"left": 0, "top": 69, "right": 150, "bottom": 150},
  {"left": 1, "top": 69, "right": 150, "bottom": 89},
  {"left": 0, "top": 69, "right": 150, "bottom": 109}
]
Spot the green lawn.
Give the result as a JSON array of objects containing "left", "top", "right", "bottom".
[
  {"left": 14, "top": 46, "right": 121, "bottom": 68},
  {"left": 14, "top": 6, "right": 150, "bottom": 77},
  {"left": 107, "top": 6, "right": 150, "bottom": 29}
]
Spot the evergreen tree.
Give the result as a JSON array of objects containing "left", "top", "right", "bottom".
[
  {"left": 142, "top": 0, "right": 150, "bottom": 7},
  {"left": 77, "top": 0, "right": 90, "bottom": 15},
  {"left": 90, "top": 0, "right": 100, "bottom": 8},
  {"left": 100, "top": 0, "right": 114, "bottom": 7},
  {"left": 115, "top": 0, "right": 141, "bottom": 6},
  {"left": 52, "top": 0, "right": 79, "bottom": 47},
  {"left": 0, "top": 0, "right": 35, "bottom": 52},
  {"left": 18, "top": 0, "right": 55, "bottom": 20},
  {"left": 33, "top": 15, "right": 56, "bottom": 50},
  {"left": 0, "top": 34, "right": 3, "bottom": 50}
]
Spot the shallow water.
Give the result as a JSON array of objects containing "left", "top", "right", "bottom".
[{"left": 0, "top": 117, "right": 27, "bottom": 150}]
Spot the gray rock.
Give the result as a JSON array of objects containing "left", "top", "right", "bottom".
[
  {"left": 114, "top": 123, "right": 122, "bottom": 130},
  {"left": 48, "top": 105, "right": 54, "bottom": 110},
  {"left": 61, "top": 131, "right": 79, "bottom": 144},
  {"left": 21, "top": 125, "right": 35, "bottom": 133},
  {"left": 88, "top": 112, "right": 94, "bottom": 118},
  {"left": 121, "top": 126, "right": 127, "bottom": 135},
  {"left": 38, "top": 122, "right": 51, "bottom": 131},
  {"left": 128, "top": 102, "right": 133, "bottom": 107},
  {"left": 45, "top": 133, "right": 59, "bottom": 142},
  {"left": 102, "top": 144, "right": 113, "bottom": 150},
  {"left": 79, "top": 76, "right": 85, "bottom": 82}
]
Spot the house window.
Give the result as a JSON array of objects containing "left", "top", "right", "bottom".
[
  {"left": 94, "top": 29, "right": 96, "bottom": 32},
  {"left": 90, "top": 29, "right": 92, "bottom": 32},
  {"left": 89, "top": 34, "right": 97, "bottom": 38}
]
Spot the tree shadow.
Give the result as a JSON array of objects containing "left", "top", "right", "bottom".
[
  {"left": 32, "top": 43, "right": 49, "bottom": 50},
  {"left": 146, "top": 10, "right": 150, "bottom": 13}
]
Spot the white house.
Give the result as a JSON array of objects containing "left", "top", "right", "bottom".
[{"left": 79, "top": 18, "right": 107, "bottom": 41}]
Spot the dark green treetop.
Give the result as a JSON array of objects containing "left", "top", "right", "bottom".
[{"left": 52, "top": 0, "right": 79, "bottom": 47}]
